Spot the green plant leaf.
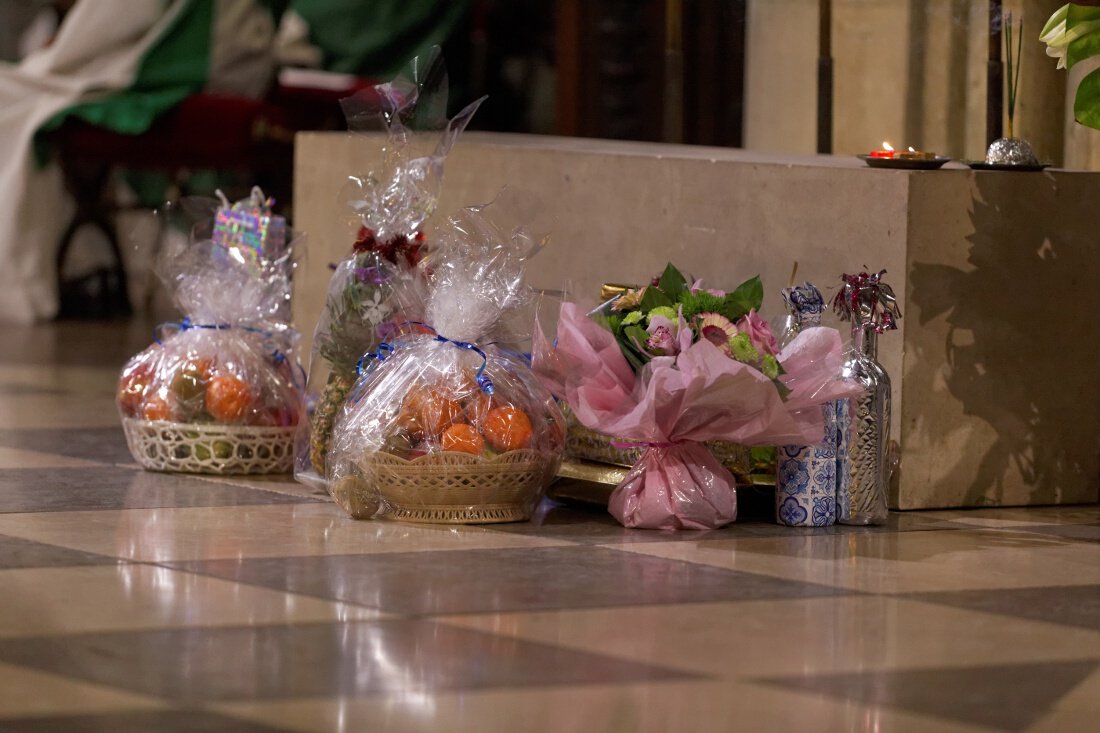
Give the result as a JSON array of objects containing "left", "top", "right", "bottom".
[
  {"left": 1065, "top": 4, "right": 1100, "bottom": 70},
  {"left": 657, "top": 263, "right": 688, "bottom": 299},
  {"left": 726, "top": 276, "right": 764, "bottom": 314},
  {"left": 616, "top": 325, "right": 652, "bottom": 370},
  {"left": 624, "top": 324, "right": 651, "bottom": 351},
  {"left": 1075, "top": 65, "right": 1100, "bottom": 129},
  {"left": 638, "top": 285, "right": 674, "bottom": 312}
]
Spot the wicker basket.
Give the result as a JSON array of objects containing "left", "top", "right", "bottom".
[
  {"left": 561, "top": 403, "right": 752, "bottom": 481},
  {"left": 352, "top": 449, "right": 560, "bottom": 524},
  {"left": 122, "top": 418, "right": 296, "bottom": 475}
]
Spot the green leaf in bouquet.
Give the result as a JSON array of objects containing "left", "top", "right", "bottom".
[
  {"left": 615, "top": 326, "right": 651, "bottom": 371},
  {"left": 638, "top": 285, "right": 674, "bottom": 312},
  {"left": 724, "top": 276, "right": 764, "bottom": 319},
  {"left": 624, "top": 324, "right": 652, "bottom": 354},
  {"left": 657, "top": 263, "right": 688, "bottom": 300},
  {"left": 773, "top": 379, "right": 792, "bottom": 401}
]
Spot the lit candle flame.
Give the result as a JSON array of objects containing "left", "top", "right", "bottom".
[{"left": 882, "top": 142, "right": 894, "bottom": 151}]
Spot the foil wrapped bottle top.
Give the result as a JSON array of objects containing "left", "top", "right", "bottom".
[
  {"left": 985, "top": 137, "right": 1039, "bottom": 166},
  {"left": 782, "top": 282, "right": 825, "bottom": 320},
  {"left": 832, "top": 270, "right": 901, "bottom": 333}
]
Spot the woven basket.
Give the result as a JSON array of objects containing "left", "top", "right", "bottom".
[
  {"left": 122, "top": 418, "right": 296, "bottom": 475},
  {"left": 561, "top": 403, "right": 752, "bottom": 480},
  {"left": 352, "top": 449, "right": 560, "bottom": 524}
]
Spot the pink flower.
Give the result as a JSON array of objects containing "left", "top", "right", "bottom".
[
  {"left": 690, "top": 279, "right": 726, "bottom": 297},
  {"left": 737, "top": 309, "right": 779, "bottom": 356},
  {"left": 646, "top": 325, "right": 677, "bottom": 355}
]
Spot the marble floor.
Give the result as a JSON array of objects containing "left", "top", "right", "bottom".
[{"left": 0, "top": 318, "right": 1097, "bottom": 733}]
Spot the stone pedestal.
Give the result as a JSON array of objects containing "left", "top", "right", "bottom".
[{"left": 293, "top": 131, "right": 1100, "bottom": 509}]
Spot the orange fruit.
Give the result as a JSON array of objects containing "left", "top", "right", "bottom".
[
  {"left": 481, "top": 406, "right": 533, "bottom": 452},
  {"left": 205, "top": 375, "right": 253, "bottom": 423},
  {"left": 141, "top": 393, "right": 177, "bottom": 422},
  {"left": 394, "top": 408, "right": 426, "bottom": 441},
  {"left": 464, "top": 392, "right": 495, "bottom": 426},
  {"left": 418, "top": 392, "right": 464, "bottom": 437},
  {"left": 401, "top": 385, "right": 433, "bottom": 414},
  {"left": 441, "top": 423, "right": 485, "bottom": 455},
  {"left": 118, "top": 362, "right": 154, "bottom": 417}
]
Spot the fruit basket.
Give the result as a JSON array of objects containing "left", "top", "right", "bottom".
[
  {"left": 340, "top": 448, "right": 560, "bottom": 523},
  {"left": 122, "top": 418, "right": 296, "bottom": 474}
]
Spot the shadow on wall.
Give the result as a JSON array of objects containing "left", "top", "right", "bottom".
[{"left": 909, "top": 173, "right": 1098, "bottom": 506}]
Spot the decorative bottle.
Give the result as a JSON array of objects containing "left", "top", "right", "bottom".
[
  {"left": 775, "top": 283, "right": 837, "bottom": 527},
  {"left": 832, "top": 271, "right": 901, "bottom": 526}
]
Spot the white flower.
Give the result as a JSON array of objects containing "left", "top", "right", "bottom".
[
  {"left": 1040, "top": 3, "right": 1100, "bottom": 70},
  {"left": 361, "top": 290, "right": 391, "bottom": 325}
]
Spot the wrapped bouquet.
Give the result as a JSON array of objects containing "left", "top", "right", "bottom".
[
  {"left": 118, "top": 188, "right": 304, "bottom": 474},
  {"left": 534, "top": 264, "right": 858, "bottom": 529},
  {"left": 325, "top": 191, "right": 565, "bottom": 523},
  {"left": 298, "top": 48, "right": 484, "bottom": 484}
]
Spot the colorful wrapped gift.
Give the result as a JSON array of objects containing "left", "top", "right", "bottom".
[
  {"left": 534, "top": 263, "right": 859, "bottom": 530},
  {"left": 118, "top": 189, "right": 304, "bottom": 474}
]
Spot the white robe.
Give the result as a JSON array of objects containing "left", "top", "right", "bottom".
[{"left": 0, "top": 0, "right": 276, "bottom": 323}]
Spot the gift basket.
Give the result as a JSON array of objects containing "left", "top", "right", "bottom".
[
  {"left": 297, "top": 47, "right": 484, "bottom": 486},
  {"left": 534, "top": 263, "right": 859, "bottom": 530},
  {"left": 118, "top": 188, "right": 304, "bottom": 474},
  {"left": 326, "top": 192, "right": 565, "bottom": 523}
]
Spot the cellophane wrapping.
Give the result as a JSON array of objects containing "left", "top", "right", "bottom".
[
  {"left": 533, "top": 265, "right": 859, "bottom": 530},
  {"left": 117, "top": 189, "right": 305, "bottom": 473},
  {"left": 326, "top": 192, "right": 565, "bottom": 523},
  {"left": 296, "top": 47, "right": 484, "bottom": 487}
]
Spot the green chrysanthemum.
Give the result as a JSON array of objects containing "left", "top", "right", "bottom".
[
  {"left": 729, "top": 333, "right": 759, "bottom": 364},
  {"left": 622, "top": 310, "right": 644, "bottom": 326},
  {"left": 647, "top": 305, "right": 677, "bottom": 322},
  {"left": 761, "top": 354, "right": 780, "bottom": 380}
]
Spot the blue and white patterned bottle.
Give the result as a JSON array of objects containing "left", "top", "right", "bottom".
[{"left": 775, "top": 283, "right": 837, "bottom": 527}]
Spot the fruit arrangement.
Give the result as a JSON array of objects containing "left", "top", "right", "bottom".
[
  {"left": 373, "top": 366, "right": 558, "bottom": 462},
  {"left": 118, "top": 346, "right": 299, "bottom": 428},
  {"left": 327, "top": 343, "right": 566, "bottom": 523}
]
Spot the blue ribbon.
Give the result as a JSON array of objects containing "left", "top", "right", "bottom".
[
  {"left": 153, "top": 318, "right": 305, "bottom": 388},
  {"left": 353, "top": 322, "right": 494, "bottom": 395},
  {"left": 153, "top": 317, "right": 230, "bottom": 345}
]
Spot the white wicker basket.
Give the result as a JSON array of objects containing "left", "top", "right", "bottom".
[
  {"left": 351, "top": 449, "right": 561, "bottom": 524},
  {"left": 122, "top": 418, "right": 296, "bottom": 475}
]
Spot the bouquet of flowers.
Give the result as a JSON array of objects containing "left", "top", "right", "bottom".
[
  {"left": 297, "top": 47, "right": 483, "bottom": 484},
  {"left": 325, "top": 190, "right": 565, "bottom": 523},
  {"left": 118, "top": 188, "right": 304, "bottom": 474},
  {"left": 534, "top": 263, "right": 858, "bottom": 529}
]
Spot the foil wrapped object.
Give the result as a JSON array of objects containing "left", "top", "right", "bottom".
[
  {"left": 212, "top": 187, "right": 286, "bottom": 268},
  {"left": 832, "top": 271, "right": 900, "bottom": 526},
  {"left": 985, "top": 137, "right": 1039, "bottom": 166}
]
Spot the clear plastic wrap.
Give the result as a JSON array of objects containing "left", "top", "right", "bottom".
[
  {"left": 534, "top": 264, "right": 860, "bottom": 530},
  {"left": 297, "top": 47, "right": 484, "bottom": 486},
  {"left": 117, "top": 188, "right": 305, "bottom": 474},
  {"left": 326, "top": 191, "right": 565, "bottom": 523}
]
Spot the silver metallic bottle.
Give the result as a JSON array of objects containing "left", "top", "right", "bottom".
[{"left": 832, "top": 271, "right": 900, "bottom": 526}]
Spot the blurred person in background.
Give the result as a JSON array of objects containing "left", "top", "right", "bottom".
[{"left": 0, "top": 0, "right": 464, "bottom": 324}]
